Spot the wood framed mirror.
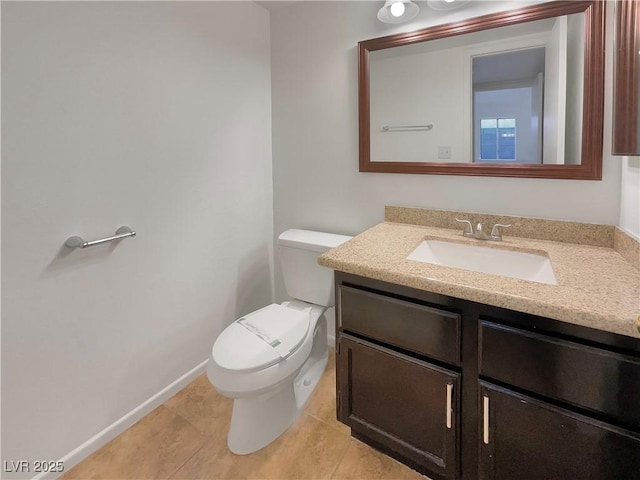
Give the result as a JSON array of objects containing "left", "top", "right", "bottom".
[
  {"left": 358, "top": 1, "right": 605, "bottom": 179},
  {"left": 613, "top": 0, "right": 639, "bottom": 156}
]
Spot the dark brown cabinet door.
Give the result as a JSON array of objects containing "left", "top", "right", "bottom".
[
  {"left": 479, "top": 382, "right": 640, "bottom": 480},
  {"left": 337, "top": 334, "right": 459, "bottom": 480}
]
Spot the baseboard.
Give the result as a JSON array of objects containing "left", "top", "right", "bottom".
[{"left": 33, "top": 359, "right": 209, "bottom": 480}]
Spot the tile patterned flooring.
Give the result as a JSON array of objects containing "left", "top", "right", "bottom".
[{"left": 62, "top": 352, "right": 428, "bottom": 480}]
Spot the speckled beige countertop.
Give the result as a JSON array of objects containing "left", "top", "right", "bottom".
[{"left": 318, "top": 222, "right": 640, "bottom": 340}]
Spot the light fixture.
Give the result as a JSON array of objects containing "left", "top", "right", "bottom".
[
  {"left": 377, "top": 0, "right": 419, "bottom": 24},
  {"left": 426, "top": 0, "right": 470, "bottom": 11}
]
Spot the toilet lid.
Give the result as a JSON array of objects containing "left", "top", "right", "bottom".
[{"left": 212, "top": 303, "right": 310, "bottom": 373}]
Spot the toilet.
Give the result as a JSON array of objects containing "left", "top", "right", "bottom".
[{"left": 207, "top": 229, "right": 352, "bottom": 455}]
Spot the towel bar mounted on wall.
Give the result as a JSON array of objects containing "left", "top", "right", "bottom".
[
  {"left": 382, "top": 124, "right": 433, "bottom": 132},
  {"left": 65, "top": 226, "right": 136, "bottom": 249}
]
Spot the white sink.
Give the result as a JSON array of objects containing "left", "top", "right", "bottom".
[{"left": 407, "top": 239, "right": 557, "bottom": 285}]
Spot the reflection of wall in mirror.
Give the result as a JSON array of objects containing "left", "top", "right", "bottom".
[
  {"left": 543, "top": 16, "right": 567, "bottom": 165},
  {"left": 565, "top": 13, "right": 585, "bottom": 165},
  {"left": 613, "top": 0, "right": 639, "bottom": 155},
  {"left": 544, "top": 14, "right": 585, "bottom": 165},
  {"left": 370, "top": 45, "right": 470, "bottom": 163}
]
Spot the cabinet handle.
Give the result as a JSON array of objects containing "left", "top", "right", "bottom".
[
  {"left": 446, "top": 383, "right": 453, "bottom": 429},
  {"left": 483, "top": 394, "right": 490, "bottom": 444},
  {"left": 337, "top": 288, "right": 342, "bottom": 327}
]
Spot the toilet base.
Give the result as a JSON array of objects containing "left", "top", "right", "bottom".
[
  {"left": 226, "top": 347, "right": 329, "bottom": 455},
  {"left": 227, "top": 382, "right": 298, "bottom": 455}
]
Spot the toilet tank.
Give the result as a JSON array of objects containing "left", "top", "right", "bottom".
[{"left": 278, "top": 229, "right": 352, "bottom": 307}]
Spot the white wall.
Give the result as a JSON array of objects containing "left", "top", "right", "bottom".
[
  {"left": 2, "top": 1, "right": 273, "bottom": 475},
  {"left": 271, "top": 0, "right": 621, "bottom": 247},
  {"left": 620, "top": 157, "right": 640, "bottom": 238}
]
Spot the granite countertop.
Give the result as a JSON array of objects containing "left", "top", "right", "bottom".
[{"left": 318, "top": 221, "right": 640, "bottom": 340}]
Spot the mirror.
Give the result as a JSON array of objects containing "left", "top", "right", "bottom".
[
  {"left": 613, "top": 0, "right": 640, "bottom": 156},
  {"left": 359, "top": 1, "right": 605, "bottom": 179}
]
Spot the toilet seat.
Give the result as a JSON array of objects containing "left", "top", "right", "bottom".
[{"left": 212, "top": 304, "right": 310, "bottom": 373}]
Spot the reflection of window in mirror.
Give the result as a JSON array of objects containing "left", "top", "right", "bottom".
[{"left": 479, "top": 118, "right": 517, "bottom": 161}]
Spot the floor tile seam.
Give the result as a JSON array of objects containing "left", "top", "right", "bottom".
[
  {"left": 290, "top": 411, "right": 350, "bottom": 480},
  {"left": 328, "top": 436, "right": 356, "bottom": 480},
  {"left": 302, "top": 411, "right": 349, "bottom": 436},
  {"left": 155, "top": 404, "right": 210, "bottom": 480},
  {"left": 166, "top": 438, "right": 209, "bottom": 480},
  {"left": 161, "top": 401, "right": 214, "bottom": 438},
  {"left": 349, "top": 438, "right": 430, "bottom": 480}
]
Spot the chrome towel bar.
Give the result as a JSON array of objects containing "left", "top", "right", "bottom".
[
  {"left": 65, "top": 226, "right": 136, "bottom": 249},
  {"left": 382, "top": 124, "right": 433, "bottom": 132}
]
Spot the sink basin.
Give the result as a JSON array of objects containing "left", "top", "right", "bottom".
[{"left": 407, "top": 239, "right": 557, "bottom": 285}]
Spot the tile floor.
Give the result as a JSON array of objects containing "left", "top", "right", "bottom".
[{"left": 62, "top": 351, "right": 428, "bottom": 480}]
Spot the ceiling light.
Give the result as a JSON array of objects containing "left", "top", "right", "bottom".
[
  {"left": 390, "top": 1, "right": 406, "bottom": 17},
  {"left": 377, "top": 0, "right": 419, "bottom": 24},
  {"left": 426, "top": 0, "right": 470, "bottom": 10}
]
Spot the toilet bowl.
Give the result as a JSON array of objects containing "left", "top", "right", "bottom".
[{"left": 207, "top": 229, "right": 351, "bottom": 455}]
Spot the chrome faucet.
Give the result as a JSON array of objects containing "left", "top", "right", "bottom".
[{"left": 455, "top": 218, "right": 511, "bottom": 241}]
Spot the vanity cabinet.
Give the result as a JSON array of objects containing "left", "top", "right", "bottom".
[
  {"left": 334, "top": 272, "right": 640, "bottom": 480},
  {"left": 337, "top": 285, "right": 461, "bottom": 478}
]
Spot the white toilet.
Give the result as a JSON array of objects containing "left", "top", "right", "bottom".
[{"left": 207, "top": 229, "right": 352, "bottom": 455}]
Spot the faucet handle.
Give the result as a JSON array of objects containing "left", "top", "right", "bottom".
[
  {"left": 490, "top": 223, "right": 512, "bottom": 240},
  {"left": 455, "top": 218, "right": 474, "bottom": 235}
]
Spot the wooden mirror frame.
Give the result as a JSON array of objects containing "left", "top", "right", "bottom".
[
  {"left": 612, "top": 0, "right": 639, "bottom": 155},
  {"left": 358, "top": 1, "right": 605, "bottom": 179}
]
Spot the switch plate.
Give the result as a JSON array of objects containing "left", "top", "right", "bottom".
[{"left": 438, "top": 146, "right": 451, "bottom": 160}]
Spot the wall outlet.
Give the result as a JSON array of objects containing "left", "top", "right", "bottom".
[{"left": 438, "top": 146, "right": 451, "bottom": 160}]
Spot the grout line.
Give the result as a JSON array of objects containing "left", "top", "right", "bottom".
[
  {"left": 163, "top": 402, "right": 211, "bottom": 438},
  {"left": 328, "top": 436, "right": 354, "bottom": 480},
  {"left": 304, "top": 411, "right": 349, "bottom": 435},
  {"left": 167, "top": 438, "right": 208, "bottom": 480}
]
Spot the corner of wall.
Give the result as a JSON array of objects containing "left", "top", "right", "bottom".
[{"left": 619, "top": 156, "right": 640, "bottom": 239}]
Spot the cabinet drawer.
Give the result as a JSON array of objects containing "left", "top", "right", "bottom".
[
  {"left": 339, "top": 285, "right": 461, "bottom": 365},
  {"left": 480, "top": 320, "right": 640, "bottom": 427}
]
